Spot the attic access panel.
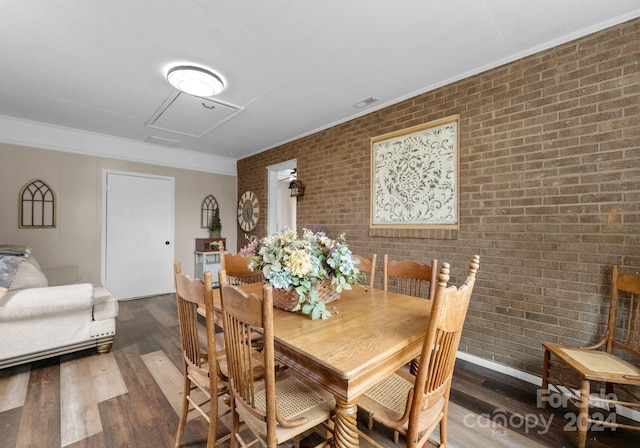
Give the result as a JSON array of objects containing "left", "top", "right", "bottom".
[{"left": 147, "top": 92, "right": 243, "bottom": 137}]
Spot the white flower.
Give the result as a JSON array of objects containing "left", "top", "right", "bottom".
[{"left": 286, "top": 249, "right": 312, "bottom": 277}]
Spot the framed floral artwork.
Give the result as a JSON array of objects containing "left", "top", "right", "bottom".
[{"left": 370, "top": 115, "right": 459, "bottom": 230}]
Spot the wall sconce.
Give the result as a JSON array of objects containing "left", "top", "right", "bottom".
[{"left": 289, "top": 179, "right": 305, "bottom": 200}]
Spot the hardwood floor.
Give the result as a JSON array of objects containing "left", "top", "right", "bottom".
[{"left": 1, "top": 294, "right": 639, "bottom": 448}]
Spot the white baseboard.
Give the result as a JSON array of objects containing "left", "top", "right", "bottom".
[
  {"left": 456, "top": 351, "right": 640, "bottom": 424},
  {"left": 456, "top": 351, "right": 543, "bottom": 386}
]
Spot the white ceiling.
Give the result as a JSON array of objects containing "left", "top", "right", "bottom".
[{"left": 1, "top": 0, "right": 640, "bottom": 164}]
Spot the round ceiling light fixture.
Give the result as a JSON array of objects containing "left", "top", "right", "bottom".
[{"left": 167, "top": 65, "right": 224, "bottom": 97}]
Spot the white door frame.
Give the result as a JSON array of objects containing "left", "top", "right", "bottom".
[{"left": 266, "top": 159, "right": 297, "bottom": 235}]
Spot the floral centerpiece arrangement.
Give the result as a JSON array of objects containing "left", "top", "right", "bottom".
[{"left": 241, "top": 228, "right": 361, "bottom": 320}]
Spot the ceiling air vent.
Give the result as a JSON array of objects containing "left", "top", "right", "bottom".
[
  {"left": 147, "top": 92, "right": 243, "bottom": 137},
  {"left": 352, "top": 96, "right": 379, "bottom": 108},
  {"left": 145, "top": 136, "right": 180, "bottom": 147}
]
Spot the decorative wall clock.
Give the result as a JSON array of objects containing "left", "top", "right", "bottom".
[{"left": 237, "top": 190, "right": 260, "bottom": 231}]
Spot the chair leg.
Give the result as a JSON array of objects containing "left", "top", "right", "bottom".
[
  {"left": 175, "top": 373, "right": 191, "bottom": 448},
  {"left": 230, "top": 396, "right": 240, "bottom": 448},
  {"left": 541, "top": 349, "right": 551, "bottom": 409},
  {"left": 577, "top": 379, "right": 590, "bottom": 448},
  {"left": 206, "top": 391, "right": 219, "bottom": 448},
  {"left": 605, "top": 382, "right": 616, "bottom": 416},
  {"left": 440, "top": 414, "right": 447, "bottom": 447}
]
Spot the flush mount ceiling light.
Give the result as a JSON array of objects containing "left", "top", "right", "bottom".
[{"left": 167, "top": 65, "right": 224, "bottom": 97}]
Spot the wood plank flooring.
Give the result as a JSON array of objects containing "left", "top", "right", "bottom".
[{"left": 1, "top": 293, "right": 640, "bottom": 448}]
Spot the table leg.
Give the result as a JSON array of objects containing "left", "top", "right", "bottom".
[{"left": 334, "top": 397, "right": 359, "bottom": 448}]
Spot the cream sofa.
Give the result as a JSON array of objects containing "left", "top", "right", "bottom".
[{"left": 0, "top": 249, "right": 118, "bottom": 369}]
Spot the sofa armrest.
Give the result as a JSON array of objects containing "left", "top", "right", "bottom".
[{"left": 0, "top": 283, "right": 94, "bottom": 321}]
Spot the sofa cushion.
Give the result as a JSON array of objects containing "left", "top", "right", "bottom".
[
  {"left": 8, "top": 258, "right": 48, "bottom": 290},
  {"left": 0, "top": 283, "right": 93, "bottom": 320},
  {"left": 23, "top": 255, "right": 42, "bottom": 272}
]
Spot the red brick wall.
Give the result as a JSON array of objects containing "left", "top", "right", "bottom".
[{"left": 237, "top": 18, "right": 640, "bottom": 375}]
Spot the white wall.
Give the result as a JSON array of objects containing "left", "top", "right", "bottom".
[
  {"left": 0, "top": 143, "right": 237, "bottom": 285},
  {"left": 277, "top": 180, "right": 296, "bottom": 231}
]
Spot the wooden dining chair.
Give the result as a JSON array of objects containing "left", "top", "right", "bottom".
[
  {"left": 220, "top": 280, "right": 335, "bottom": 448},
  {"left": 219, "top": 269, "right": 266, "bottom": 352},
  {"left": 383, "top": 255, "right": 438, "bottom": 300},
  {"left": 541, "top": 264, "right": 640, "bottom": 448},
  {"left": 358, "top": 255, "right": 480, "bottom": 448},
  {"left": 353, "top": 254, "right": 377, "bottom": 291},
  {"left": 219, "top": 250, "right": 264, "bottom": 285},
  {"left": 173, "top": 262, "right": 230, "bottom": 448},
  {"left": 384, "top": 255, "right": 438, "bottom": 374}
]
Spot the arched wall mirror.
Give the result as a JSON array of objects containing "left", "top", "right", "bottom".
[
  {"left": 201, "top": 194, "right": 219, "bottom": 228},
  {"left": 19, "top": 179, "right": 56, "bottom": 228}
]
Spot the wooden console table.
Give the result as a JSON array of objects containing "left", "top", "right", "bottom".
[{"left": 194, "top": 237, "right": 226, "bottom": 285}]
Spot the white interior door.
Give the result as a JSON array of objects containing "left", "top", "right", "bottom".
[{"left": 103, "top": 171, "right": 174, "bottom": 300}]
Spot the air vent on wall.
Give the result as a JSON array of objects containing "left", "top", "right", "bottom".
[{"left": 147, "top": 92, "right": 243, "bottom": 137}]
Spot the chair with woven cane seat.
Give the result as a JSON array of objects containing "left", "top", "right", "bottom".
[
  {"left": 384, "top": 255, "right": 438, "bottom": 375},
  {"left": 358, "top": 255, "right": 480, "bottom": 448},
  {"left": 219, "top": 250, "right": 264, "bottom": 285},
  {"left": 174, "top": 263, "right": 230, "bottom": 448},
  {"left": 220, "top": 280, "right": 335, "bottom": 448},
  {"left": 353, "top": 254, "right": 378, "bottom": 291},
  {"left": 541, "top": 264, "right": 640, "bottom": 448}
]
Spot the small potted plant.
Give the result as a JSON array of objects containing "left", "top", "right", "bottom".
[{"left": 208, "top": 207, "right": 222, "bottom": 238}]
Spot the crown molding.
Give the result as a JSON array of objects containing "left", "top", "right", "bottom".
[{"left": 0, "top": 115, "right": 236, "bottom": 176}]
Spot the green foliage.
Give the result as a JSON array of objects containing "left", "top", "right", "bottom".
[
  {"left": 243, "top": 228, "right": 361, "bottom": 319},
  {"left": 208, "top": 207, "right": 222, "bottom": 232}
]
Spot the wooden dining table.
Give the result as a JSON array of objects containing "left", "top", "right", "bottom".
[{"left": 205, "top": 284, "right": 431, "bottom": 448}]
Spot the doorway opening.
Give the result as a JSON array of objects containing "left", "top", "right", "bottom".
[{"left": 267, "top": 160, "right": 297, "bottom": 235}]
